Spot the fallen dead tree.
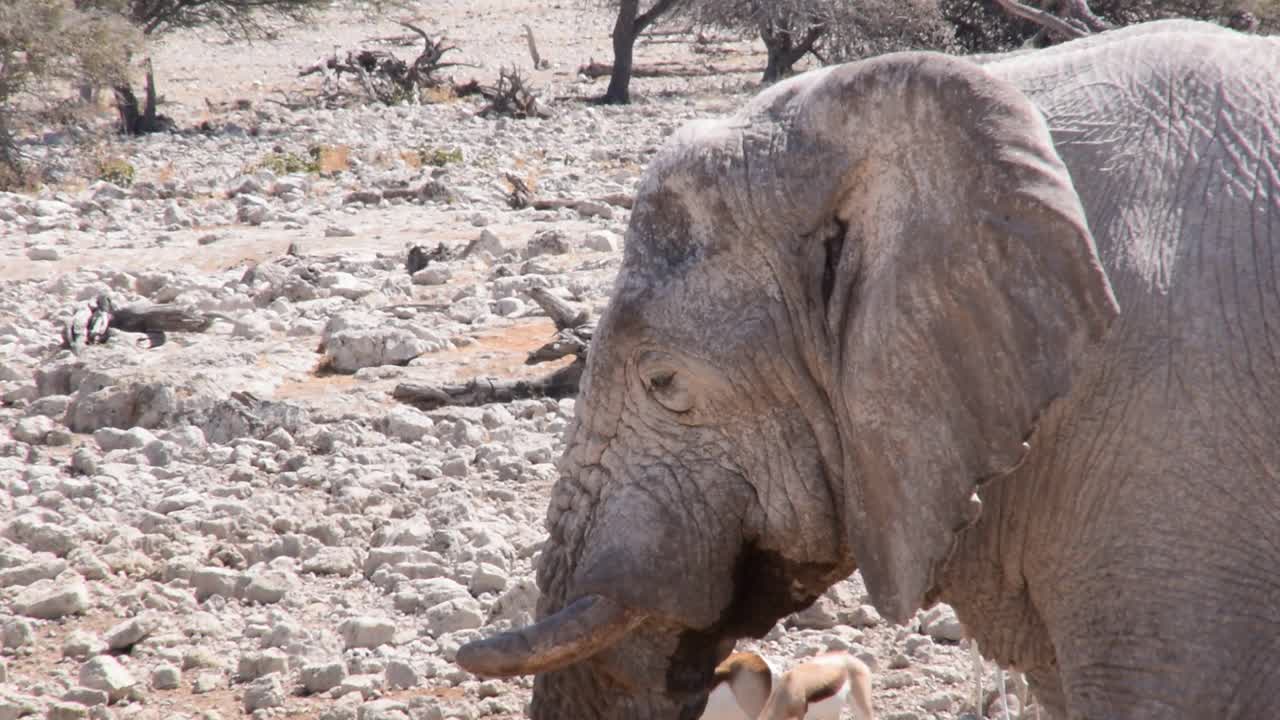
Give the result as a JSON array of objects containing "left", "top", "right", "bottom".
[
  {"left": 299, "top": 21, "right": 467, "bottom": 105},
  {"left": 577, "top": 60, "right": 729, "bottom": 79},
  {"left": 392, "top": 287, "right": 593, "bottom": 411},
  {"left": 503, "top": 173, "right": 632, "bottom": 211}
]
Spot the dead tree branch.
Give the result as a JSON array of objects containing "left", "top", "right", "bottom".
[
  {"left": 523, "top": 24, "right": 548, "bottom": 69},
  {"left": 391, "top": 288, "right": 595, "bottom": 410},
  {"left": 991, "top": 0, "right": 1097, "bottom": 39},
  {"left": 477, "top": 67, "right": 551, "bottom": 119}
]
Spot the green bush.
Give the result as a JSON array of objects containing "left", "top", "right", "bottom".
[
  {"left": 257, "top": 149, "right": 320, "bottom": 175},
  {"left": 95, "top": 157, "right": 135, "bottom": 186},
  {"left": 419, "top": 146, "right": 463, "bottom": 167}
]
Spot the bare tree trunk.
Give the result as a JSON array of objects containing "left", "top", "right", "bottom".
[
  {"left": 143, "top": 59, "right": 158, "bottom": 130},
  {"left": 114, "top": 57, "right": 171, "bottom": 135},
  {"left": 759, "top": 21, "right": 825, "bottom": 84},
  {"left": 602, "top": 0, "right": 682, "bottom": 105},
  {"left": 603, "top": 0, "right": 640, "bottom": 104}
]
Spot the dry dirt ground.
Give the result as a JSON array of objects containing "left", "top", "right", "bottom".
[{"left": 0, "top": 2, "right": 1030, "bottom": 719}]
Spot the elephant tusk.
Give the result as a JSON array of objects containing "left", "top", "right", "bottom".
[{"left": 455, "top": 594, "right": 646, "bottom": 678}]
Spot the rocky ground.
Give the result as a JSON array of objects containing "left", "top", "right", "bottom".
[{"left": 0, "top": 2, "right": 1031, "bottom": 719}]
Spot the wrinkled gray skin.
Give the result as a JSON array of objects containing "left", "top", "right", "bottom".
[{"left": 485, "top": 20, "right": 1280, "bottom": 719}]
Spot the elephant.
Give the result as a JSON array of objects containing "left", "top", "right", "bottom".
[{"left": 457, "top": 19, "right": 1280, "bottom": 720}]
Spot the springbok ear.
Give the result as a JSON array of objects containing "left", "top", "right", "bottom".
[{"left": 752, "top": 53, "right": 1119, "bottom": 622}]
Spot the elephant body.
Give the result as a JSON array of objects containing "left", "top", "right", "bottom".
[
  {"left": 950, "top": 27, "right": 1280, "bottom": 717},
  {"left": 458, "top": 21, "right": 1280, "bottom": 720}
]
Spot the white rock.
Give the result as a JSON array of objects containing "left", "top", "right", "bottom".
[
  {"left": 240, "top": 568, "right": 293, "bottom": 602},
  {"left": 325, "top": 224, "right": 356, "bottom": 238},
  {"left": 238, "top": 649, "right": 289, "bottom": 681},
  {"left": 524, "top": 229, "right": 571, "bottom": 258},
  {"left": 78, "top": 656, "right": 136, "bottom": 703},
  {"left": 14, "top": 580, "right": 89, "bottom": 619},
  {"left": 320, "top": 272, "right": 374, "bottom": 300},
  {"left": 468, "top": 563, "right": 507, "bottom": 595},
  {"left": 151, "top": 664, "right": 180, "bottom": 690},
  {"left": 93, "top": 427, "right": 156, "bottom": 452},
  {"left": 243, "top": 672, "right": 286, "bottom": 712},
  {"left": 62, "top": 630, "right": 106, "bottom": 659},
  {"left": 302, "top": 547, "right": 360, "bottom": 576},
  {"left": 192, "top": 567, "right": 241, "bottom": 600},
  {"left": 2, "top": 618, "right": 34, "bottom": 648},
  {"left": 494, "top": 297, "right": 524, "bottom": 316},
  {"left": 385, "top": 660, "right": 418, "bottom": 690},
  {"left": 27, "top": 246, "right": 61, "bottom": 261},
  {"left": 465, "top": 229, "right": 505, "bottom": 256},
  {"left": 300, "top": 661, "right": 348, "bottom": 694},
  {"left": 325, "top": 329, "right": 428, "bottom": 373},
  {"left": 446, "top": 297, "right": 490, "bottom": 324},
  {"left": 921, "top": 604, "right": 966, "bottom": 642},
  {"left": 12, "top": 416, "right": 57, "bottom": 444},
  {"left": 584, "top": 230, "right": 619, "bottom": 252},
  {"left": 105, "top": 611, "right": 160, "bottom": 651},
  {"left": 411, "top": 267, "right": 452, "bottom": 286},
  {"left": 384, "top": 406, "right": 434, "bottom": 443},
  {"left": 423, "top": 598, "right": 485, "bottom": 637},
  {"left": 339, "top": 616, "right": 396, "bottom": 650}
]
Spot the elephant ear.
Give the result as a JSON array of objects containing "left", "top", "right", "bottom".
[{"left": 755, "top": 54, "right": 1119, "bottom": 623}]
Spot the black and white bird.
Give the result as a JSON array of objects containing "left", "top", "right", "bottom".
[{"left": 61, "top": 293, "right": 114, "bottom": 353}]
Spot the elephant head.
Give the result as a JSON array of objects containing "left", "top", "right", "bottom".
[{"left": 458, "top": 51, "right": 1119, "bottom": 718}]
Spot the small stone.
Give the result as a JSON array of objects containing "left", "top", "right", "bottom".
[
  {"left": 384, "top": 406, "right": 434, "bottom": 443},
  {"left": 192, "top": 567, "right": 240, "bottom": 600},
  {"left": 921, "top": 691, "right": 957, "bottom": 713},
  {"left": 47, "top": 702, "right": 89, "bottom": 720},
  {"left": 789, "top": 595, "right": 839, "bottom": 630},
  {"left": 423, "top": 598, "right": 485, "bottom": 637},
  {"left": 524, "top": 229, "right": 570, "bottom": 258},
  {"left": 339, "top": 616, "right": 396, "bottom": 650},
  {"left": 238, "top": 649, "right": 289, "bottom": 681},
  {"left": 62, "top": 686, "right": 109, "bottom": 707},
  {"left": 197, "top": 233, "right": 221, "bottom": 245},
  {"left": 411, "top": 267, "right": 452, "bottom": 286},
  {"left": 332, "top": 674, "right": 383, "bottom": 700},
  {"left": 28, "top": 246, "right": 61, "bottom": 261},
  {"left": 468, "top": 563, "right": 507, "bottom": 595},
  {"left": 385, "top": 660, "right": 418, "bottom": 690},
  {"left": 583, "top": 230, "right": 618, "bottom": 252},
  {"left": 846, "top": 604, "right": 882, "bottom": 627},
  {"left": 445, "top": 297, "right": 490, "bottom": 324},
  {"left": 493, "top": 297, "right": 524, "bottom": 317},
  {"left": 300, "top": 661, "right": 348, "bottom": 694},
  {"left": 12, "top": 416, "right": 57, "bottom": 444},
  {"left": 63, "top": 630, "right": 106, "bottom": 659},
  {"left": 325, "top": 225, "right": 356, "bottom": 238},
  {"left": 105, "top": 611, "right": 160, "bottom": 651},
  {"left": 302, "top": 546, "right": 360, "bottom": 576},
  {"left": 243, "top": 672, "right": 285, "bottom": 712},
  {"left": 78, "top": 656, "right": 136, "bottom": 703},
  {"left": 14, "top": 580, "right": 89, "bottom": 618},
  {"left": 358, "top": 699, "right": 410, "bottom": 720},
  {"left": 241, "top": 569, "right": 295, "bottom": 604},
  {"left": 2, "top": 618, "right": 34, "bottom": 649},
  {"left": 574, "top": 200, "right": 614, "bottom": 220},
  {"left": 192, "top": 671, "right": 222, "bottom": 693},
  {"left": 921, "top": 604, "right": 966, "bottom": 642},
  {"left": 464, "top": 229, "right": 504, "bottom": 257},
  {"left": 151, "top": 665, "right": 180, "bottom": 690}
]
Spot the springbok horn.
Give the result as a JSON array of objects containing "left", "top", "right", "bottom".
[{"left": 455, "top": 594, "right": 645, "bottom": 677}]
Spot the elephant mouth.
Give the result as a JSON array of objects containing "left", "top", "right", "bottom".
[{"left": 456, "top": 543, "right": 846, "bottom": 688}]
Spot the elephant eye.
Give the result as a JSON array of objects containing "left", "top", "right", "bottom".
[
  {"left": 644, "top": 368, "right": 694, "bottom": 413},
  {"left": 648, "top": 370, "right": 675, "bottom": 390}
]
